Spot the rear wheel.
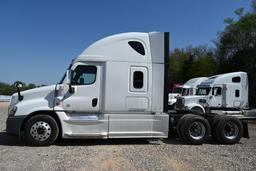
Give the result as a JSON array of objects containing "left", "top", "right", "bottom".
[
  {"left": 215, "top": 116, "right": 243, "bottom": 144},
  {"left": 24, "top": 115, "right": 59, "bottom": 146},
  {"left": 182, "top": 116, "right": 210, "bottom": 145},
  {"left": 210, "top": 115, "right": 224, "bottom": 139},
  {"left": 176, "top": 114, "right": 195, "bottom": 140}
]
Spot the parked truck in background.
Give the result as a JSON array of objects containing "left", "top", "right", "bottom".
[
  {"left": 6, "top": 32, "right": 256, "bottom": 146},
  {"left": 181, "top": 77, "right": 208, "bottom": 96},
  {"left": 176, "top": 72, "right": 249, "bottom": 114},
  {"left": 168, "top": 84, "right": 183, "bottom": 108},
  {"left": 168, "top": 77, "right": 207, "bottom": 109}
]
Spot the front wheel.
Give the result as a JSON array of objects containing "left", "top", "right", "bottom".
[{"left": 24, "top": 115, "right": 59, "bottom": 146}]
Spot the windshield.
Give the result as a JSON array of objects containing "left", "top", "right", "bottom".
[
  {"left": 59, "top": 63, "right": 72, "bottom": 84},
  {"left": 172, "top": 87, "right": 182, "bottom": 94},
  {"left": 181, "top": 88, "right": 189, "bottom": 96},
  {"left": 196, "top": 87, "right": 211, "bottom": 95}
]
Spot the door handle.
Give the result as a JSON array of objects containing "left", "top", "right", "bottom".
[{"left": 92, "top": 98, "right": 98, "bottom": 107}]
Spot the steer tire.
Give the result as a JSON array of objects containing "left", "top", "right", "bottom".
[
  {"left": 215, "top": 116, "right": 243, "bottom": 144},
  {"left": 182, "top": 115, "right": 210, "bottom": 145},
  {"left": 177, "top": 114, "right": 196, "bottom": 141},
  {"left": 24, "top": 115, "right": 59, "bottom": 146}
]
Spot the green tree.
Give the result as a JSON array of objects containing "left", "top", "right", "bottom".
[
  {"left": 0, "top": 82, "right": 38, "bottom": 95},
  {"left": 169, "top": 45, "right": 217, "bottom": 90},
  {"left": 216, "top": 3, "right": 256, "bottom": 106}
]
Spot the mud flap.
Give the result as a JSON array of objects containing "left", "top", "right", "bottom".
[{"left": 242, "top": 121, "right": 250, "bottom": 139}]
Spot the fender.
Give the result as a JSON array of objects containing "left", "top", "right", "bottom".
[
  {"left": 186, "top": 103, "right": 205, "bottom": 113},
  {"left": 15, "top": 98, "right": 54, "bottom": 117}
]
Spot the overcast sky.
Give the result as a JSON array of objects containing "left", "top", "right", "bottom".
[{"left": 0, "top": 0, "right": 252, "bottom": 85}]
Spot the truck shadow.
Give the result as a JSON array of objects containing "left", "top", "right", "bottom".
[
  {"left": 0, "top": 132, "right": 239, "bottom": 146},
  {"left": 0, "top": 132, "right": 26, "bottom": 146}
]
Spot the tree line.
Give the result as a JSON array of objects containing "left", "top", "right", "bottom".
[
  {"left": 169, "top": 2, "right": 256, "bottom": 106},
  {"left": 0, "top": 82, "right": 37, "bottom": 95}
]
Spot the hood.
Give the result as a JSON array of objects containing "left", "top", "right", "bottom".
[
  {"left": 168, "top": 93, "right": 181, "bottom": 99},
  {"left": 183, "top": 95, "right": 207, "bottom": 105},
  {"left": 10, "top": 85, "right": 56, "bottom": 106}
]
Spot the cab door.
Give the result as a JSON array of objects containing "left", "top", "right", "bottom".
[
  {"left": 208, "top": 84, "right": 223, "bottom": 107},
  {"left": 62, "top": 62, "right": 101, "bottom": 112},
  {"left": 59, "top": 62, "right": 108, "bottom": 138}
]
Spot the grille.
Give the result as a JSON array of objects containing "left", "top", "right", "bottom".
[{"left": 176, "top": 97, "right": 184, "bottom": 109}]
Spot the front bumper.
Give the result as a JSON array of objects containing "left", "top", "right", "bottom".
[
  {"left": 6, "top": 116, "right": 26, "bottom": 135},
  {"left": 168, "top": 99, "right": 177, "bottom": 106}
]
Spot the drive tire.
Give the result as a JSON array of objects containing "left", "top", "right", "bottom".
[
  {"left": 215, "top": 116, "right": 243, "bottom": 144},
  {"left": 210, "top": 115, "right": 224, "bottom": 140},
  {"left": 176, "top": 114, "right": 196, "bottom": 141},
  {"left": 24, "top": 115, "right": 59, "bottom": 146},
  {"left": 182, "top": 115, "right": 210, "bottom": 145}
]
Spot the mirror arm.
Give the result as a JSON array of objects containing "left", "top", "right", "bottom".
[
  {"left": 17, "top": 87, "right": 23, "bottom": 101},
  {"left": 69, "top": 84, "right": 74, "bottom": 94},
  {"left": 66, "top": 70, "right": 74, "bottom": 94},
  {"left": 14, "top": 81, "right": 24, "bottom": 101}
]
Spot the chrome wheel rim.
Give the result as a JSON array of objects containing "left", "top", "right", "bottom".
[
  {"left": 189, "top": 121, "right": 206, "bottom": 140},
  {"left": 223, "top": 121, "right": 239, "bottom": 140},
  {"left": 30, "top": 121, "right": 51, "bottom": 141}
]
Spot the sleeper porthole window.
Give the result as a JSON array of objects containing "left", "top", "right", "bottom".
[
  {"left": 130, "top": 67, "right": 148, "bottom": 92},
  {"left": 232, "top": 76, "right": 241, "bottom": 83},
  {"left": 133, "top": 71, "right": 143, "bottom": 89}
]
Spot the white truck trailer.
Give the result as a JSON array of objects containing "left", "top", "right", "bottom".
[{"left": 6, "top": 32, "right": 256, "bottom": 146}]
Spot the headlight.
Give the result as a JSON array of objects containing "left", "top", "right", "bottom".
[{"left": 8, "top": 106, "right": 17, "bottom": 116}]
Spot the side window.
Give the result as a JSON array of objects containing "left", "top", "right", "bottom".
[
  {"left": 232, "top": 76, "right": 241, "bottom": 83},
  {"left": 189, "top": 88, "right": 193, "bottom": 95},
  {"left": 128, "top": 41, "right": 145, "bottom": 56},
  {"left": 71, "top": 65, "right": 97, "bottom": 85},
  {"left": 133, "top": 71, "right": 143, "bottom": 89},
  {"left": 213, "top": 87, "right": 222, "bottom": 96},
  {"left": 130, "top": 67, "right": 147, "bottom": 92},
  {"left": 235, "top": 89, "right": 240, "bottom": 97}
]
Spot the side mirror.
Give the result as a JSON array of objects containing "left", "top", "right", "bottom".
[
  {"left": 66, "top": 70, "right": 74, "bottom": 94},
  {"left": 14, "top": 81, "right": 23, "bottom": 101},
  {"left": 66, "top": 70, "right": 71, "bottom": 85},
  {"left": 14, "top": 81, "right": 23, "bottom": 89}
]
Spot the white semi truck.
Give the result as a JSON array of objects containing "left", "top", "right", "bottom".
[
  {"left": 176, "top": 72, "right": 249, "bottom": 114},
  {"left": 168, "top": 77, "right": 207, "bottom": 109},
  {"left": 6, "top": 32, "right": 256, "bottom": 146},
  {"left": 181, "top": 77, "right": 208, "bottom": 96}
]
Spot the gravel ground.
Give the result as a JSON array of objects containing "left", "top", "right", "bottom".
[{"left": 0, "top": 102, "right": 256, "bottom": 171}]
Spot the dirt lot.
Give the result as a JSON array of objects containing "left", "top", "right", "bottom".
[{"left": 0, "top": 102, "right": 256, "bottom": 171}]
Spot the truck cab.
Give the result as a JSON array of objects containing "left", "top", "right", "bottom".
[
  {"left": 6, "top": 32, "right": 170, "bottom": 145},
  {"left": 181, "top": 77, "right": 208, "bottom": 96}
]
